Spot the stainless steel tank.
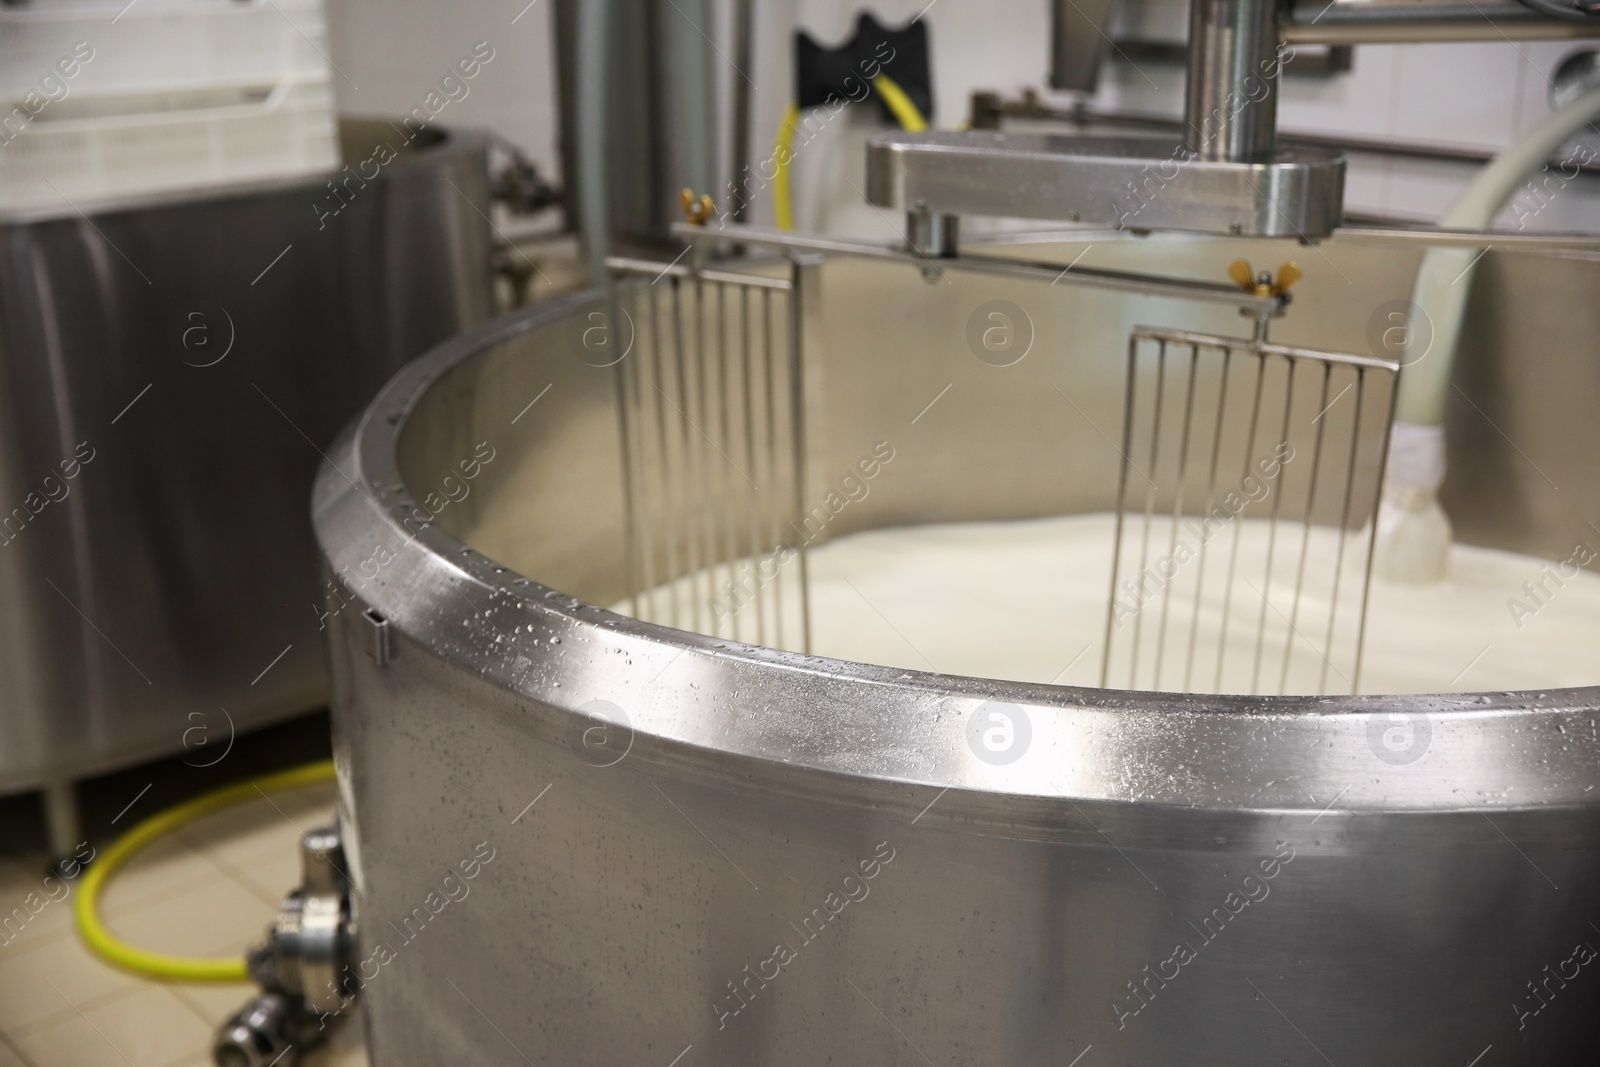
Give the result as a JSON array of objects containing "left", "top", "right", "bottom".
[
  {"left": 0, "top": 121, "right": 493, "bottom": 843},
  {"left": 315, "top": 234, "right": 1600, "bottom": 1065}
]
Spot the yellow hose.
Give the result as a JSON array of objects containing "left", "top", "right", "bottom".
[
  {"left": 773, "top": 101, "right": 801, "bottom": 230},
  {"left": 772, "top": 75, "right": 929, "bottom": 231},
  {"left": 74, "top": 759, "right": 338, "bottom": 982},
  {"left": 871, "top": 73, "right": 928, "bottom": 132}
]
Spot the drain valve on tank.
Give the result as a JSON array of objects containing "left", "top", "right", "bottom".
[{"left": 214, "top": 823, "right": 356, "bottom": 1067}]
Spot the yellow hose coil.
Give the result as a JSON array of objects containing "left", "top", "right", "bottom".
[
  {"left": 74, "top": 759, "right": 338, "bottom": 982},
  {"left": 772, "top": 73, "right": 929, "bottom": 231}
]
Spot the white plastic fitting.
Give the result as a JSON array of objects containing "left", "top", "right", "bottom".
[{"left": 1374, "top": 422, "right": 1452, "bottom": 584}]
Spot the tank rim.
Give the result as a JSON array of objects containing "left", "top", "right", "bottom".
[{"left": 312, "top": 285, "right": 1600, "bottom": 820}]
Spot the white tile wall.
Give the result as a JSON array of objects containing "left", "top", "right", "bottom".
[{"left": 322, "top": 0, "right": 561, "bottom": 176}]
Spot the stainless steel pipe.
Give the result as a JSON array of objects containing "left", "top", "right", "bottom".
[
  {"left": 1185, "top": 0, "right": 1280, "bottom": 161},
  {"left": 1184, "top": 0, "right": 1599, "bottom": 155},
  {"left": 1284, "top": 0, "right": 1600, "bottom": 43}
]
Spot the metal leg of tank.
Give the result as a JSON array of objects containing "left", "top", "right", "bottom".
[{"left": 42, "top": 778, "right": 81, "bottom": 864}]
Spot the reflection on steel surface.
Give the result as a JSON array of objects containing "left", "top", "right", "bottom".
[{"left": 0, "top": 121, "right": 494, "bottom": 803}]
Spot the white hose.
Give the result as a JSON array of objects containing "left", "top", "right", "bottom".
[
  {"left": 1398, "top": 80, "right": 1600, "bottom": 426},
  {"left": 1377, "top": 82, "right": 1600, "bottom": 584}
]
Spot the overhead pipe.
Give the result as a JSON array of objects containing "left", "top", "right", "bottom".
[{"left": 1283, "top": 0, "right": 1600, "bottom": 42}]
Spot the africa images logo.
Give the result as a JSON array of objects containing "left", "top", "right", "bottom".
[
  {"left": 1366, "top": 711, "right": 1432, "bottom": 766},
  {"left": 966, "top": 701, "right": 1032, "bottom": 765}
]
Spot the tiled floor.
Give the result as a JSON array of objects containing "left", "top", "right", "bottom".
[{"left": 0, "top": 782, "right": 367, "bottom": 1067}]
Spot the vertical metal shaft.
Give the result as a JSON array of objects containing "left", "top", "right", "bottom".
[
  {"left": 613, "top": 283, "right": 642, "bottom": 620},
  {"left": 1184, "top": 0, "right": 1280, "bottom": 162},
  {"left": 1321, "top": 367, "right": 1367, "bottom": 694},
  {"left": 1153, "top": 344, "right": 1201, "bottom": 691},
  {"left": 906, "top": 208, "right": 960, "bottom": 259},
  {"left": 1249, "top": 357, "right": 1296, "bottom": 695},
  {"left": 1353, "top": 376, "right": 1402, "bottom": 695},
  {"left": 43, "top": 779, "right": 81, "bottom": 862},
  {"left": 649, "top": 285, "right": 680, "bottom": 629},
  {"left": 762, "top": 288, "right": 786, "bottom": 648},
  {"left": 575, "top": 0, "right": 613, "bottom": 282},
  {"left": 1279, "top": 363, "right": 1332, "bottom": 694},
  {"left": 1214, "top": 351, "right": 1266, "bottom": 692},
  {"left": 789, "top": 255, "right": 822, "bottom": 654},
  {"left": 1184, "top": 346, "right": 1232, "bottom": 693},
  {"left": 739, "top": 286, "right": 765, "bottom": 647},
  {"left": 690, "top": 277, "right": 714, "bottom": 633},
  {"left": 731, "top": 0, "right": 754, "bottom": 223},
  {"left": 1100, "top": 333, "right": 1141, "bottom": 689},
  {"left": 1129, "top": 341, "right": 1169, "bottom": 689}
]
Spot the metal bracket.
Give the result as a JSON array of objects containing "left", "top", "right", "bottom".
[
  {"left": 362, "top": 607, "right": 395, "bottom": 665},
  {"left": 671, "top": 221, "right": 1284, "bottom": 314},
  {"left": 865, "top": 131, "right": 1346, "bottom": 239}
]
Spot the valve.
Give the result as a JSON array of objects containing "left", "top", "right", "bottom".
[{"left": 213, "top": 823, "right": 355, "bottom": 1067}]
